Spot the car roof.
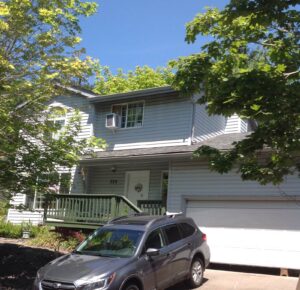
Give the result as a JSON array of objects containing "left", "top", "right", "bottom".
[{"left": 105, "top": 214, "right": 193, "bottom": 231}]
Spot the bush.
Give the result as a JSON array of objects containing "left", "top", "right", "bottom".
[
  {"left": 0, "top": 220, "right": 23, "bottom": 238},
  {"left": 0, "top": 201, "right": 8, "bottom": 221},
  {"left": 27, "top": 226, "right": 85, "bottom": 252}
]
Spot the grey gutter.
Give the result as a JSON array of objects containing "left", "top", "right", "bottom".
[
  {"left": 79, "top": 151, "right": 194, "bottom": 165},
  {"left": 89, "top": 86, "right": 177, "bottom": 103}
]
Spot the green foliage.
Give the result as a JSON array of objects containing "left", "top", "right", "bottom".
[
  {"left": 28, "top": 226, "right": 85, "bottom": 252},
  {"left": 0, "top": 0, "right": 103, "bottom": 199},
  {"left": 172, "top": 0, "right": 300, "bottom": 184},
  {"left": 94, "top": 65, "right": 174, "bottom": 95},
  {"left": 0, "top": 221, "right": 22, "bottom": 238},
  {"left": 0, "top": 200, "right": 8, "bottom": 219}
]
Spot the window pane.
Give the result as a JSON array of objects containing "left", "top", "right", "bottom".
[
  {"left": 161, "top": 172, "right": 168, "bottom": 206},
  {"left": 126, "top": 102, "right": 144, "bottom": 128},
  {"left": 164, "top": 225, "right": 181, "bottom": 244},
  {"left": 145, "top": 230, "right": 164, "bottom": 249},
  {"left": 179, "top": 223, "right": 196, "bottom": 238}
]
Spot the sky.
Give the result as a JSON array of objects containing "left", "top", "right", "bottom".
[{"left": 80, "top": 0, "right": 229, "bottom": 73}]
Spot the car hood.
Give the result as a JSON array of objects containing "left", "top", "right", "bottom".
[{"left": 42, "top": 253, "right": 131, "bottom": 284}]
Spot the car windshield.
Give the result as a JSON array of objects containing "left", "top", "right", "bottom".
[{"left": 76, "top": 228, "right": 144, "bottom": 258}]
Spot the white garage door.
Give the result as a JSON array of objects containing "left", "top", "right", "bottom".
[{"left": 186, "top": 200, "right": 300, "bottom": 269}]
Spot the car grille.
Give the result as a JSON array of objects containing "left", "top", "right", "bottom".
[{"left": 41, "top": 280, "right": 75, "bottom": 290}]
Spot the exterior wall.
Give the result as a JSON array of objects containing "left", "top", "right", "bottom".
[
  {"left": 6, "top": 194, "right": 43, "bottom": 225},
  {"left": 224, "top": 114, "right": 248, "bottom": 134},
  {"left": 192, "top": 104, "right": 226, "bottom": 142},
  {"left": 87, "top": 160, "right": 168, "bottom": 200},
  {"left": 7, "top": 94, "right": 90, "bottom": 224},
  {"left": 94, "top": 95, "right": 193, "bottom": 150},
  {"left": 167, "top": 159, "right": 300, "bottom": 212}
]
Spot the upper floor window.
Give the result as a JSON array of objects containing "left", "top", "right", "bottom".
[
  {"left": 46, "top": 106, "right": 67, "bottom": 139},
  {"left": 112, "top": 101, "right": 144, "bottom": 128}
]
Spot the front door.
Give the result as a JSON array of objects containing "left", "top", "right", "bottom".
[{"left": 125, "top": 171, "right": 150, "bottom": 205}]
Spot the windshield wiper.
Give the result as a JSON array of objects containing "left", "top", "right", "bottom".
[{"left": 72, "top": 250, "right": 83, "bottom": 255}]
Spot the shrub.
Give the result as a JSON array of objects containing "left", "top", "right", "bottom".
[
  {"left": 27, "top": 226, "right": 85, "bottom": 252},
  {"left": 0, "top": 220, "right": 22, "bottom": 238}
]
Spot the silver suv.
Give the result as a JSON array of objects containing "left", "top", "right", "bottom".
[{"left": 34, "top": 214, "right": 210, "bottom": 290}]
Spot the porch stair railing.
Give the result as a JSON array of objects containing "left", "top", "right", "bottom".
[{"left": 44, "top": 194, "right": 142, "bottom": 229}]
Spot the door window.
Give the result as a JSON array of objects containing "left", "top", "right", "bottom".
[
  {"left": 164, "top": 224, "right": 182, "bottom": 245},
  {"left": 145, "top": 229, "right": 165, "bottom": 250}
]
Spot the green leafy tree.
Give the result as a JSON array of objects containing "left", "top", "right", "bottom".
[
  {"left": 0, "top": 0, "right": 105, "bottom": 201},
  {"left": 94, "top": 65, "right": 174, "bottom": 95},
  {"left": 171, "top": 0, "right": 300, "bottom": 184}
]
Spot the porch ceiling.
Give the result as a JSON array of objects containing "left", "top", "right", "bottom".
[{"left": 80, "top": 133, "right": 248, "bottom": 164}]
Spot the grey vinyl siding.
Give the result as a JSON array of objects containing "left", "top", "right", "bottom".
[
  {"left": 193, "top": 104, "right": 226, "bottom": 142},
  {"left": 6, "top": 209, "right": 43, "bottom": 225},
  {"left": 167, "top": 160, "right": 300, "bottom": 212},
  {"left": 224, "top": 114, "right": 245, "bottom": 133},
  {"left": 94, "top": 95, "right": 193, "bottom": 150},
  {"left": 87, "top": 161, "right": 168, "bottom": 200},
  {"left": 240, "top": 119, "right": 248, "bottom": 132}
]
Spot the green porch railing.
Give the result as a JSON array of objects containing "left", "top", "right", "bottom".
[
  {"left": 44, "top": 194, "right": 142, "bottom": 229},
  {"left": 137, "top": 200, "right": 166, "bottom": 216}
]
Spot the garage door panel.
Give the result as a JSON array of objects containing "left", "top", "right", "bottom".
[
  {"left": 187, "top": 201, "right": 300, "bottom": 230},
  {"left": 186, "top": 200, "right": 300, "bottom": 269}
]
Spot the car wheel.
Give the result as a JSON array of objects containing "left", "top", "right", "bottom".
[
  {"left": 123, "top": 284, "right": 140, "bottom": 290},
  {"left": 188, "top": 257, "right": 204, "bottom": 288}
]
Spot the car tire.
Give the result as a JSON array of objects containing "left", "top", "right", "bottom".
[
  {"left": 123, "top": 284, "right": 140, "bottom": 290},
  {"left": 188, "top": 257, "right": 204, "bottom": 288}
]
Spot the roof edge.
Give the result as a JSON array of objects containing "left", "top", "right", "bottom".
[{"left": 89, "top": 86, "right": 177, "bottom": 103}]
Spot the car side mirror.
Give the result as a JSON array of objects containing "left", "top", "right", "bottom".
[{"left": 146, "top": 248, "right": 160, "bottom": 257}]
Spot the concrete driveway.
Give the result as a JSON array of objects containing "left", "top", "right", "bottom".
[{"left": 168, "top": 269, "right": 298, "bottom": 290}]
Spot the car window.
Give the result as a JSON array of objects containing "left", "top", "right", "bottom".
[
  {"left": 164, "top": 224, "right": 181, "bottom": 244},
  {"left": 77, "top": 228, "right": 143, "bottom": 258},
  {"left": 179, "top": 223, "right": 196, "bottom": 238},
  {"left": 145, "top": 229, "right": 164, "bottom": 250}
]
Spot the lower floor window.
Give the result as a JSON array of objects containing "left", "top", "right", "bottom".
[{"left": 32, "top": 172, "right": 71, "bottom": 209}]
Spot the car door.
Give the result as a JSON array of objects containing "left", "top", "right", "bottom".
[
  {"left": 162, "top": 224, "right": 190, "bottom": 283},
  {"left": 139, "top": 228, "right": 171, "bottom": 290}
]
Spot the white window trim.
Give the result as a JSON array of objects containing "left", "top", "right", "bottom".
[{"left": 111, "top": 100, "right": 145, "bottom": 129}]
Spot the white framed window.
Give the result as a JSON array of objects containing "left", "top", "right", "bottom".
[
  {"left": 112, "top": 101, "right": 144, "bottom": 128},
  {"left": 33, "top": 172, "right": 71, "bottom": 209},
  {"left": 46, "top": 106, "right": 67, "bottom": 139}
]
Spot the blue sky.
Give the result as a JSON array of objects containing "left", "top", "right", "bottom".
[{"left": 80, "top": 0, "right": 229, "bottom": 73}]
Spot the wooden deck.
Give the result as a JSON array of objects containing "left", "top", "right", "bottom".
[{"left": 44, "top": 194, "right": 165, "bottom": 229}]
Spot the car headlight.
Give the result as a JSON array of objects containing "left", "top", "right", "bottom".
[{"left": 76, "top": 273, "right": 116, "bottom": 290}]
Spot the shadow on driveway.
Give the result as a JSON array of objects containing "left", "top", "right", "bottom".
[{"left": 0, "top": 243, "right": 62, "bottom": 290}]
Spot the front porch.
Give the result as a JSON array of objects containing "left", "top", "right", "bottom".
[
  {"left": 43, "top": 153, "right": 171, "bottom": 229},
  {"left": 44, "top": 194, "right": 165, "bottom": 229}
]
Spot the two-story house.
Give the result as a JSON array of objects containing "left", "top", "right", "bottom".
[{"left": 7, "top": 86, "right": 300, "bottom": 270}]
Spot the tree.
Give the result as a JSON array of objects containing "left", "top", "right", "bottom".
[
  {"left": 0, "top": 0, "right": 104, "bottom": 202},
  {"left": 93, "top": 65, "right": 174, "bottom": 95},
  {"left": 171, "top": 0, "right": 300, "bottom": 185}
]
